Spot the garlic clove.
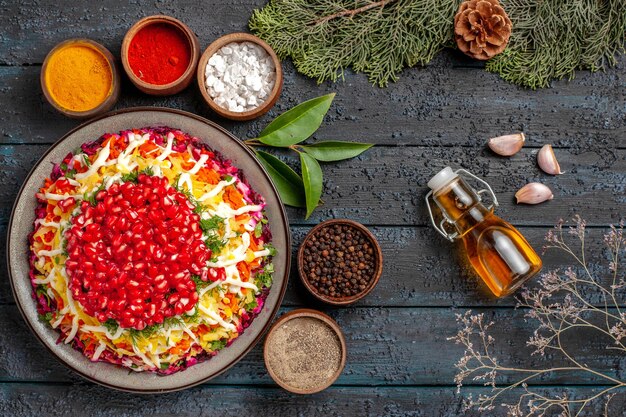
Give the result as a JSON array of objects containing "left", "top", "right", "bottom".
[
  {"left": 515, "top": 182, "right": 554, "bottom": 205},
  {"left": 537, "top": 144, "right": 563, "bottom": 175},
  {"left": 487, "top": 133, "right": 525, "bottom": 156}
]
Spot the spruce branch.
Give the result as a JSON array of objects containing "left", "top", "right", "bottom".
[
  {"left": 249, "top": 0, "right": 626, "bottom": 88},
  {"left": 250, "top": 0, "right": 458, "bottom": 86},
  {"left": 313, "top": 0, "right": 398, "bottom": 25}
]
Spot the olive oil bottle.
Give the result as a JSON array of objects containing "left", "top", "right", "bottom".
[{"left": 426, "top": 167, "right": 542, "bottom": 297}]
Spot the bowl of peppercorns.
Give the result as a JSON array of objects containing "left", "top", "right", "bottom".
[{"left": 298, "top": 219, "right": 383, "bottom": 305}]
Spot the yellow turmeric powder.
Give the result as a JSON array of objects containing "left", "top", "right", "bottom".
[{"left": 44, "top": 43, "right": 112, "bottom": 112}]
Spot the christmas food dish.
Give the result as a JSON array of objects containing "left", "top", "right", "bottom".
[{"left": 29, "top": 126, "right": 275, "bottom": 374}]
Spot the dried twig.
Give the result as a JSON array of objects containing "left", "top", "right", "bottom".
[{"left": 450, "top": 216, "right": 626, "bottom": 416}]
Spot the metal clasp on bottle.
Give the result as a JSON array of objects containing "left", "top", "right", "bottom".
[{"left": 425, "top": 169, "right": 499, "bottom": 241}]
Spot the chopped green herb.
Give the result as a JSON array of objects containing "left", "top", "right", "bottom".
[
  {"left": 172, "top": 175, "right": 208, "bottom": 216},
  {"left": 121, "top": 167, "right": 154, "bottom": 183},
  {"left": 245, "top": 299, "right": 258, "bottom": 311},
  {"left": 65, "top": 169, "right": 77, "bottom": 179},
  {"left": 129, "top": 323, "right": 161, "bottom": 344},
  {"left": 205, "top": 233, "right": 226, "bottom": 256},
  {"left": 265, "top": 243, "right": 277, "bottom": 257},
  {"left": 35, "top": 284, "right": 50, "bottom": 301},
  {"left": 103, "top": 319, "right": 119, "bottom": 334},
  {"left": 84, "top": 181, "right": 106, "bottom": 206},
  {"left": 185, "top": 306, "right": 201, "bottom": 323},
  {"left": 254, "top": 221, "right": 263, "bottom": 238},
  {"left": 210, "top": 339, "right": 227, "bottom": 351},
  {"left": 82, "top": 154, "right": 92, "bottom": 167},
  {"left": 120, "top": 172, "right": 136, "bottom": 183},
  {"left": 224, "top": 175, "right": 233, "bottom": 182},
  {"left": 199, "top": 215, "right": 224, "bottom": 233},
  {"left": 38, "top": 312, "right": 53, "bottom": 323},
  {"left": 163, "top": 316, "right": 184, "bottom": 328},
  {"left": 191, "top": 274, "right": 211, "bottom": 290},
  {"left": 160, "top": 362, "right": 170, "bottom": 370},
  {"left": 255, "top": 263, "right": 274, "bottom": 288}
]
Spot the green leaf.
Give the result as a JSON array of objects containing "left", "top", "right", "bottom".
[
  {"left": 301, "top": 141, "right": 373, "bottom": 162},
  {"left": 300, "top": 152, "right": 323, "bottom": 219},
  {"left": 257, "top": 93, "right": 335, "bottom": 147},
  {"left": 256, "top": 150, "right": 306, "bottom": 208}
]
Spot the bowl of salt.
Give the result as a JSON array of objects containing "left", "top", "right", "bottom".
[{"left": 197, "top": 33, "right": 283, "bottom": 121}]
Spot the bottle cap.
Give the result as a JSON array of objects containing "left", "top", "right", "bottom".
[{"left": 427, "top": 167, "right": 458, "bottom": 191}]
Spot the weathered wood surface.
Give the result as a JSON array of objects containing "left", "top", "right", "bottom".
[
  {"left": 1, "top": 225, "right": 621, "bottom": 308},
  {"left": 2, "top": 2, "right": 625, "bottom": 149},
  {"left": 1, "top": 61, "right": 625, "bottom": 149},
  {"left": 1, "top": 384, "right": 624, "bottom": 417},
  {"left": 1, "top": 145, "right": 625, "bottom": 227},
  {"left": 1, "top": 0, "right": 625, "bottom": 415},
  {"left": 1, "top": 305, "right": 623, "bottom": 386}
]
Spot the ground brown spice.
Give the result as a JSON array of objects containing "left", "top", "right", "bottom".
[{"left": 266, "top": 317, "right": 342, "bottom": 391}]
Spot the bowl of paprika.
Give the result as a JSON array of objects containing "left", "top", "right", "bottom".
[
  {"left": 41, "top": 38, "right": 121, "bottom": 119},
  {"left": 121, "top": 15, "right": 200, "bottom": 96}
]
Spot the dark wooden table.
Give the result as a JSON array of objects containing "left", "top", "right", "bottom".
[{"left": 1, "top": 1, "right": 625, "bottom": 416}]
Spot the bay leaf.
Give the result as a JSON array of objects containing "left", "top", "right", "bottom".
[
  {"left": 301, "top": 141, "right": 373, "bottom": 162},
  {"left": 257, "top": 93, "right": 335, "bottom": 147},
  {"left": 299, "top": 152, "right": 323, "bottom": 219},
  {"left": 256, "top": 150, "right": 306, "bottom": 207}
]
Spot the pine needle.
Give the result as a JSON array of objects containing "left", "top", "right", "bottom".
[
  {"left": 485, "top": 0, "right": 626, "bottom": 88},
  {"left": 249, "top": 0, "right": 626, "bottom": 88}
]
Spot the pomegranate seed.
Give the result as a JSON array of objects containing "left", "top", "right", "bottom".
[
  {"left": 64, "top": 175, "right": 210, "bottom": 330},
  {"left": 57, "top": 197, "right": 76, "bottom": 212},
  {"left": 95, "top": 203, "right": 106, "bottom": 215}
]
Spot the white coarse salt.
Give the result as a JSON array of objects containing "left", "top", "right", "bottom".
[{"left": 204, "top": 41, "right": 276, "bottom": 113}]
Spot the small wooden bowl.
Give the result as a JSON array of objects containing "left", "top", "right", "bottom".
[
  {"left": 121, "top": 15, "right": 200, "bottom": 96},
  {"left": 41, "top": 39, "right": 120, "bottom": 119},
  {"left": 298, "top": 219, "right": 383, "bottom": 306},
  {"left": 196, "top": 33, "right": 283, "bottom": 121},
  {"left": 263, "top": 309, "right": 346, "bottom": 394}
]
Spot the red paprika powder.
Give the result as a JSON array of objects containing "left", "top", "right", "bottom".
[{"left": 128, "top": 23, "right": 191, "bottom": 85}]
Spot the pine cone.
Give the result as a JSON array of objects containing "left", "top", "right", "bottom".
[{"left": 454, "top": 0, "right": 512, "bottom": 60}]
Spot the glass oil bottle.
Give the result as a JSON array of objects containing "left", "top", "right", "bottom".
[{"left": 426, "top": 167, "right": 542, "bottom": 297}]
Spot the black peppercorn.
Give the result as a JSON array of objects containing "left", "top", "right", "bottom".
[{"left": 302, "top": 223, "right": 377, "bottom": 299}]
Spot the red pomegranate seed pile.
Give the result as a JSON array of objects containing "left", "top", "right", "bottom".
[{"left": 64, "top": 174, "right": 215, "bottom": 330}]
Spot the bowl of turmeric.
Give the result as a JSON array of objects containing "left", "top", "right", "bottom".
[{"left": 41, "top": 39, "right": 121, "bottom": 119}]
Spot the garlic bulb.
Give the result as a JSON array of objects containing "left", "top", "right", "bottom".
[
  {"left": 487, "top": 133, "right": 525, "bottom": 156},
  {"left": 537, "top": 144, "right": 563, "bottom": 175},
  {"left": 515, "top": 183, "right": 553, "bottom": 205}
]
